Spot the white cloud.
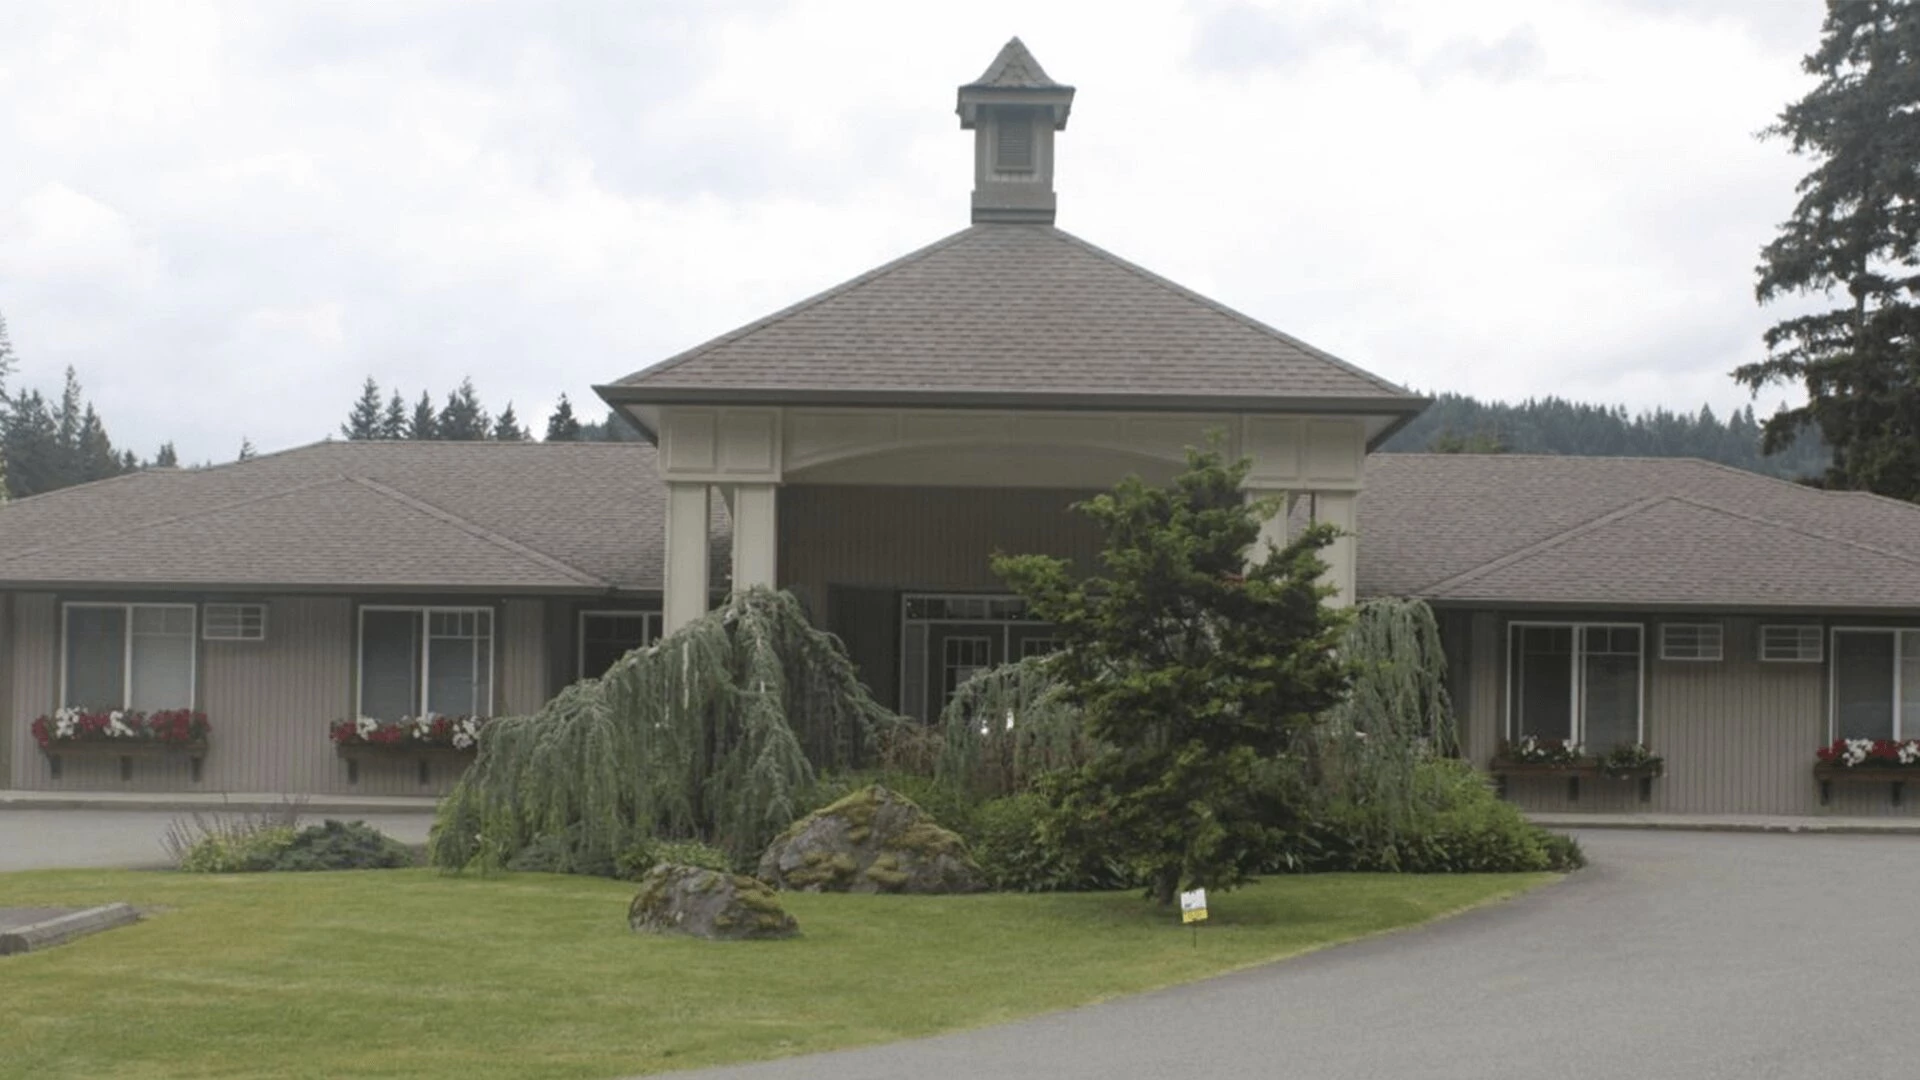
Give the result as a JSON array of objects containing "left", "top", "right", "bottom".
[{"left": 0, "top": 0, "right": 1830, "bottom": 461}]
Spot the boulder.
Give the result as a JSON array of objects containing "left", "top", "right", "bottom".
[
  {"left": 758, "top": 785, "right": 987, "bottom": 894},
  {"left": 627, "top": 864, "right": 799, "bottom": 941}
]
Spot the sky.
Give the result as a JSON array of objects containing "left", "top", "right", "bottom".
[{"left": 0, "top": 0, "right": 1830, "bottom": 463}]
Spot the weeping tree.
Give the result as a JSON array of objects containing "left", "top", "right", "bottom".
[
  {"left": 1310, "top": 598, "right": 1458, "bottom": 834},
  {"left": 933, "top": 654, "right": 1095, "bottom": 800},
  {"left": 429, "top": 588, "right": 900, "bottom": 873}
]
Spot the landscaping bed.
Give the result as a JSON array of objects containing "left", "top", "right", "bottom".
[{"left": 0, "top": 867, "right": 1550, "bottom": 1080}]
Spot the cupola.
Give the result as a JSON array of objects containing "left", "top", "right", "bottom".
[{"left": 956, "top": 38, "right": 1075, "bottom": 224}]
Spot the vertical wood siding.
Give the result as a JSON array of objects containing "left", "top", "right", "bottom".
[
  {"left": 779, "top": 485, "right": 1105, "bottom": 621},
  {"left": 11, "top": 594, "right": 560, "bottom": 797},
  {"left": 9, "top": 593, "right": 56, "bottom": 789},
  {"left": 499, "top": 598, "right": 548, "bottom": 717}
]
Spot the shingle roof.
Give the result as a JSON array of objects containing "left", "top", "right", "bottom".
[
  {"left": 600, "top": 225, "right": 1424, "bottom": 413},
  {"left": 0, "top": 441, "right": 669, "bottom": 593},
  {"left": 964, "top": 38, "right": 1065, "bottom": 90},
  {"left": 1358, "top": 454, "right": 1920, "bottom": 610}
]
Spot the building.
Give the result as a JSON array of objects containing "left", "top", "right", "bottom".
[{"left": 2, "top": 40, "right": 1914, "bottom": 817}]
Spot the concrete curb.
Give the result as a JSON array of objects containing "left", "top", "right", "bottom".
[
  {"left": 1530, "top": 817, "right": 1920, "bottom": 836},
  {"left": 0, "top": 793, "right": 440, "bottom": 814},
  {"left": 0, "top": 903, "right": 140, "bottom": 955}
]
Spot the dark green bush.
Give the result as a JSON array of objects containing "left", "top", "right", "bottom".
[
  {"left": 612, "top": 837, "right": 733, "bottom": 880},
  {"left": 269, "top": 820, "right": 414, "bottom": 872},
  {"left": 1294, "top": 758, "right": 1583, "bottom": 874},
  {"left": 971, "top": 792, "right": 1135, "bottom": 892},
  {"left": 177, "top": 826, "right": 297, "bottom": 873}
]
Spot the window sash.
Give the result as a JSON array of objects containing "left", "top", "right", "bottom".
[
  {"left": 358, "top": 607, "right": 493, "bottom": 719},
  {"left": 61, "top": 603, "right": 196, "bottom": 711},
  {"left": 1831, "top": 628, "right": 1920, "bottom": 742},
  {"left": 1507, "top": 622, "right": 1644, "bottom": 748},
  {"left": 1660, "top": 623, "right": 1723, "bottom": 662},
  {"left": 1760, "top": 625, "right": 1822, "bottom": 662}
]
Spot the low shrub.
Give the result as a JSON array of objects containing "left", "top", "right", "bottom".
[
  {"left": 1296, "top": 758, "right": 1584, "bottom": 874},
  {"left": 271, "top": 820, "right": 414, "bottom": 871},
  {"left": 613, "top": 838, "right": 733, "bottom": 880},
  {"left": 971, "top": 792, "right": 1135, "bottom": 892},
  {"left": 796, "top": 770, "right": 983, "bottom": 840},
  {"left": 177, "top": 826, "right": 299, "bottom": 873}
]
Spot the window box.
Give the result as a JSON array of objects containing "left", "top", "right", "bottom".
[
  {"left": 30, "top": 708, "right": 211, "bottom": 782},
  {"left": 1489, "top": 737, "right": 1662, "bottom": 802},
  {"left": 1813, "top": 738, "right": 1920, "bottom": 806},
  {"left": 330, "top": 715, "right": 488, "bottom": 786}
]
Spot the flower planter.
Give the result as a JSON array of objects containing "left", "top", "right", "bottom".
[
  {"left": 40, "top": 740, "right": 209, "bottom": 783},
  {"left": 334, "top": 743, "right": 476, "bottom": 786},
  {"left": 1489, "top": 758, "right": 1661, "bottom": 804},
  {"left": 1812, "top": 763, "right": 1920, "bottom": 807}
]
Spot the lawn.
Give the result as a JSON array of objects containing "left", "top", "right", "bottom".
[{"left": 0, "top": 868, "right": 1552, "bottom": 1080}]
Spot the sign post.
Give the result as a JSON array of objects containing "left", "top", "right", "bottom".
[{"left": 1179, "top": 887, "right": 1208, "bottom": 947}]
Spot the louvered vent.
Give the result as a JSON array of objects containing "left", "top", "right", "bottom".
[
  {"left": 203, "top": 603, "right": 267, "bottom": 641},
  {"left": 996, "top": 112, "right": 1034, "bottom": 172}
]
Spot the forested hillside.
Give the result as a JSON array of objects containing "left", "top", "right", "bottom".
[{"left": 1380, "top": 393, "right": 1829, "bottom": 480}]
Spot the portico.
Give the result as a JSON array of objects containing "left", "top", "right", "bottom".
[{"left": 597, "top": 38, "right": 1424, "bottom": 715}]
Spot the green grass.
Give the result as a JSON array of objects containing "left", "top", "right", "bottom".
[{"left": 0, "top": 868, "right": 1551, "bottom": 1080}]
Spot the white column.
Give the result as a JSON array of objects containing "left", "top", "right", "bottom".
[
  {"left": 663, "top": 481, "right": 711, "bottom": 634},
  {"left": 1245, "top": 487, "right": 1292, "bottom": 563},
  {"left": 1311, "top": 490, "right": 1358, "bottom": 607},
  {"left": 729, "top": 483, "right": 779, "bottom": 593}
]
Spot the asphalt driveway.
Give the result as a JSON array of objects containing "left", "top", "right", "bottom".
[
  {"left": 676, "top": 830, "right": 1915, "bottom": 1080},
  {"left": 0, "top": 809, "right": 434, "bottom": 872}
]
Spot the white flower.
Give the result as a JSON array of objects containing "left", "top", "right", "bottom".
[
  {"left": 107, "top": 713, "right": 133, "bottom": 737},
  {"left": 356, "top": 716, "right": 379, "bottom": 739}
]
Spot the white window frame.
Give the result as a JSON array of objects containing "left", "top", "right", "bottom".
[
  {"left": 1827, "top": 626, "right": 1920, "bottom": 742},
  {"left": 59, "top": 601, "right": 198, "bottom": 709},
  {"left": 899, "top": 592, "right": 1045, "bottom": 720},
  {"left": 1659, "top": 622, "right": 1723, "bottom": 662},
  {"left": 576, "top": 609, "right": 662, "bottom": 679},
  {"left": 202, "top": 603, "right": 267, "bottom": 642},
  {"left": 357, "top": 605, "right": 495, "bottom": 719},
  {"left": 1504, "top": 621, "right": 1646, "bottom": 745},
  {"left": 1759, "top": 624, "right": 1823, "bottom": 663}
]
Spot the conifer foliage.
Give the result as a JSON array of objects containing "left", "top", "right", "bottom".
[
  {"left": 1737, "top": 0, "right": 1920, "bottom": 499},
  {"left": 429, "top": 588, "right": 900, "bottom": 873}
]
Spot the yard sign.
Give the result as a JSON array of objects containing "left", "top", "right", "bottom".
[{"left": 1180, "top": 888, "right": 1208, "bottom": 924}]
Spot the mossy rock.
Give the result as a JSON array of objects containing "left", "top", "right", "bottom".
[
  {"left": 758, "top": 785, "right": 986, "bottom": 895},
  {"left": 628, "top": 864, "right": 799, "bottom": 941}
]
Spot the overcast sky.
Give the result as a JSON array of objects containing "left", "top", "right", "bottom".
[{"left": 0, "top": 0, "right": 1827, "bottom": 462}]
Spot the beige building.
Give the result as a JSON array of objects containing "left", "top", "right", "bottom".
[{"left": 3, "top": 40, "right": 1916, "bottom": 817}]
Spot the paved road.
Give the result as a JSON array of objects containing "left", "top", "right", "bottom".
[
  {"left": 0, "top": 809, "right": 434, "bottom": 871},
  {"left": 676, "top": 831, "right": 1916, "bottom": 1080}
]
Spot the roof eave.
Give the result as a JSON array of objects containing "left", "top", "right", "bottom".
[{"left": 595, "top": 383, "right": 1431, "bottom": 418}]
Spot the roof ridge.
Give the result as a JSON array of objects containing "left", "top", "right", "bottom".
[
  {"left": 1039, "top": 227, "right": 1421, "bottom": 400},
  {"left": 1420, "top": 496, "right": 1672, "bottom": 597},
  {"left": 0, "top": 475, "right": 352, "bottom": 567},
  {"left": 345, "top": 476, "right": 609, "bottom": 589},
  {"left": 1659, "top": 493, "right": 1920, "bottom": 569},
  {"left": 609, "top": 228, "right": 980, "bottom": 388}
]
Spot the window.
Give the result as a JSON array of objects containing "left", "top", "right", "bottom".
[
  {"left": 1507, "top": 622, "right": 1643, "bottom": 749},
  {"left": 1760, "top": 625, "right": 1822, "bottom": 663},
  {"left": 358, "top": 607, "right": 493, "bottom": 720},
  {"left": 62, "top": 603, "right": 197, "bottom": 711},
  {"left": 579, "top": 611, "right": 662, "bottom": 679},
  {"left": 202, "top": 603, "right": 267, "bottom": 641},
  {"left": 1660, "top": 623, "right": 1723, "bottom": 661},
  {"left": 899, "top": 594, "right": 1054, "bottom": 722},
  {"left": 942, "top": 636, "right": 993, "bottom": 700},
  {"left": 1831, "top": 629, "right": 1920, "bottom": 741},
  {"left": 1019, "top": 637, "right": 1063, "bottom": 659}
]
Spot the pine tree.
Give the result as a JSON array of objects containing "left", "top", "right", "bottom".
[
  {"left": 341, "top": 377, "right": 384, "bottom": 440},
  {"left": 407, "top": 391, "right": 439, "bottom": 440},
  {"left": 3, "top": 389, "right": 59, "bottom": 497},
  {"left": 993, "top": 442, "right": 1351, "bottom": 905},
  {"left": 238, "top": 437, "right": 257, "bottom": 461},
  {"left": 545, "top": 394, "right": 583, "bottom": 441},
  {"left": 380, "top": 392, "right": 408, "bottom": 440},
  {"left": 0, "top": 309, "right": 16, "bottom": 387},
  {"left": 76, "top": 405, "right": 120, "bottom": 482},
  {"left": 118, "top": 449, "right": 138, "bottom": 472},
  {"left": 437, "top": 378, "right": 490, "bottom": 441},
  {"left": 492, "top": 403, "right": 527, "bottom": 441},
  {"left": 1736, "top": 0, "right": 1920, "bottom": 500},
  {"left": 53, "top": 367, "right": 84, "bottom": 489},
  {"left": 154, "top": 442, "right": 179, "bottom": 467}
]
